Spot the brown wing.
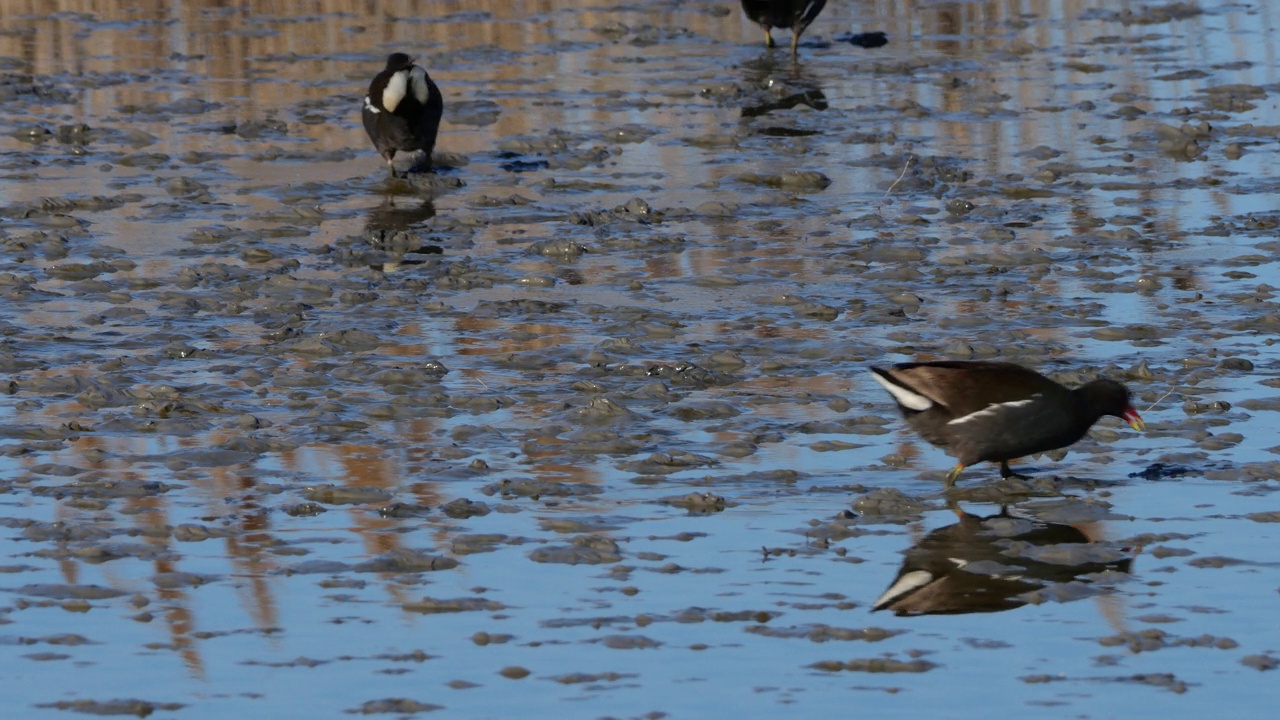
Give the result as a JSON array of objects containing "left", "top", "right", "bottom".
[{"left": 886, "top": 361, "right": 1066, "bottom": 417}]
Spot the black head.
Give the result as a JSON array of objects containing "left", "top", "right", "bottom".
[
  {"left": 384, "top": 53, "right": 414, "bottom": 71},
  {"left": 1079, "top": 377, "right": 1144, "bottom": 430}
]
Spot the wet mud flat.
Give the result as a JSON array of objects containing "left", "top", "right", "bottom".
[{"left": 3, "top": 1, "right": 1280, "bottom": 718}]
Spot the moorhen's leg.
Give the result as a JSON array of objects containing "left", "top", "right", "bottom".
[
  {"left": 790, "top": 31, "right": 800, "bottom": 57},
  {"left": 764, "top": 28, "right": 775, "bottom": 48},
  {"left": 944, "top": 463, "right": 966, "bottom": 488},
  {"left": 405, "top": 152, "right": 433, "bottom": 175},
  {"left": 999, "top": 461, "right": 1030, "bottom": 480}
]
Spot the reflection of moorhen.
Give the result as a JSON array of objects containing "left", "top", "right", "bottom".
[
  {"left": 741, "top": 88, "right": 827, "bottom": 118},
  {"left": 740, "top": 0, "right": 828, "bottom": 57},
  {"left": 363, "top": 196, "right": 442, "bottom": 272},
  {"left": 365, "top": 195, "right": 436, "bottom": 233},
  {"left": 363, "top": 230, "right": 443, "bottom": 273},
  {"left": 873, "top": 504, "right": 1133, "bottom": 616},
  {"left": 738, "top": 54, "right": 827, "bottom": 120},
  {"left": 362, "top": 53, "right": 444, "bottom": 177},
  {"left": 870, "top": 361, "right": 1145, "bottom": 487}
]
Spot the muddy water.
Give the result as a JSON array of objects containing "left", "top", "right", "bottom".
[{"left": 3, "top": 0, "right": 1280, "bottom": 717}]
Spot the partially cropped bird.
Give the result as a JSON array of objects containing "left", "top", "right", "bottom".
[
  {"left": 740, "top": 0, "right": 828, "bottom": 57},
  {"left": 869, "top": 361, "right": 1145, "bottom": 487},
  {"left": 362, "top": 53, "right": 443, "bottom": 177}
]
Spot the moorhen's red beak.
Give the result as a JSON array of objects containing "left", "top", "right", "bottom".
[{"left": 1122, "top": 407, "right": 1145, "bottom": 432}]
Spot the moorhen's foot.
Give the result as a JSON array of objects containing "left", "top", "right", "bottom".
[
  {"left": 741, "top": 1, "right": 826, "bottom": 56},
  {"left": 999, "top": 462, "right": 1031, "bottom": 480}
]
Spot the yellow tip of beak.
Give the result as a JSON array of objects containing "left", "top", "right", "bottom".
[{"left": 1124, "top": 409, "right": 1145, "bottom": 432}]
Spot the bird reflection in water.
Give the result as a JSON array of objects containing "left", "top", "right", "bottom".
[
  {"left": 363, "top": 195, "right": 442, "bottom": 272},
  {"left": 366, "top": 194, "right": 437, "bottom": 233},
  {"left": 738, "top": 54, "right": 828, "bottom": 125},
  {"left": 872, "top": 502, "right": 1134, "bottom": 616}
]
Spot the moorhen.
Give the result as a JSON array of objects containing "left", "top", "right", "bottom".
[
  {"left": 740, "top": 0, "right": 828, "bottom": 57},
  {"left": 362, "top": 53, "right": 444, "bottom": 177},
  {"left": 869, "top": 361, "right": 1145, "bottom": 487}
]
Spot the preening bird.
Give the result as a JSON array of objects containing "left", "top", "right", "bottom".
[{"left": 362, "top": 53, "right": 443, "bottom": 177}]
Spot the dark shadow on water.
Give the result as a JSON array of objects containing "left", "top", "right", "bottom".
[
  {"left": 1128, "top": 462, "right": 1195, "bottom": 481},
  {"left": 872, "top": 501, "right": 1134, "bottom": 617},
  {"left": 835, "top": 31, "right": 889, "bottom": 49},
  {"left": 496, "top": 151, "right": 550, "bottom": 173}
]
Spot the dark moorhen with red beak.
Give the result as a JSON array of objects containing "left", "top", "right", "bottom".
[
  {"left": 740, "top": 0, "right": 828, "bottom": 57},
  {"left": 362, "top": 53, "right": 444, "bottom": 177},
  {"left": 869, "top": 361, "right": 1145, "bottom": 487}
]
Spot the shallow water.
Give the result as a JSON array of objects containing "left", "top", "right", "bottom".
[{"left": 3, "top": 0, "right": 1280, "bottom": 717}]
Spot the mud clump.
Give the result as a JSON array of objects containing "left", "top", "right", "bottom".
[
  {"left": 529, "top": 535, "right": 622, "bottom": 565},
  {"left": 809, "top": 657, "right": 938, "bottom": 673},
  {"left": 402, "top": 597, "right": 506, "bottom": 614}
]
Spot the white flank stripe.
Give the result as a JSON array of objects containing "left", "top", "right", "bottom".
[
  {"left": 382, "top": 69, "right": 409, "bottom": 113},
  {"left": 363, "top": 96, "right": 379, "bottom": 114},
  {"left": 870, "top": 371, "right": 932, "bottom": 411},
  {"left": 409, "top": 66, "right": 429, "bottom": 105},
  {"left": 946, "top": 395, "right": 1039, "bottom": 426},
  {"left": 872, "top": 570, "right": 933, "bottom": 610}
]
